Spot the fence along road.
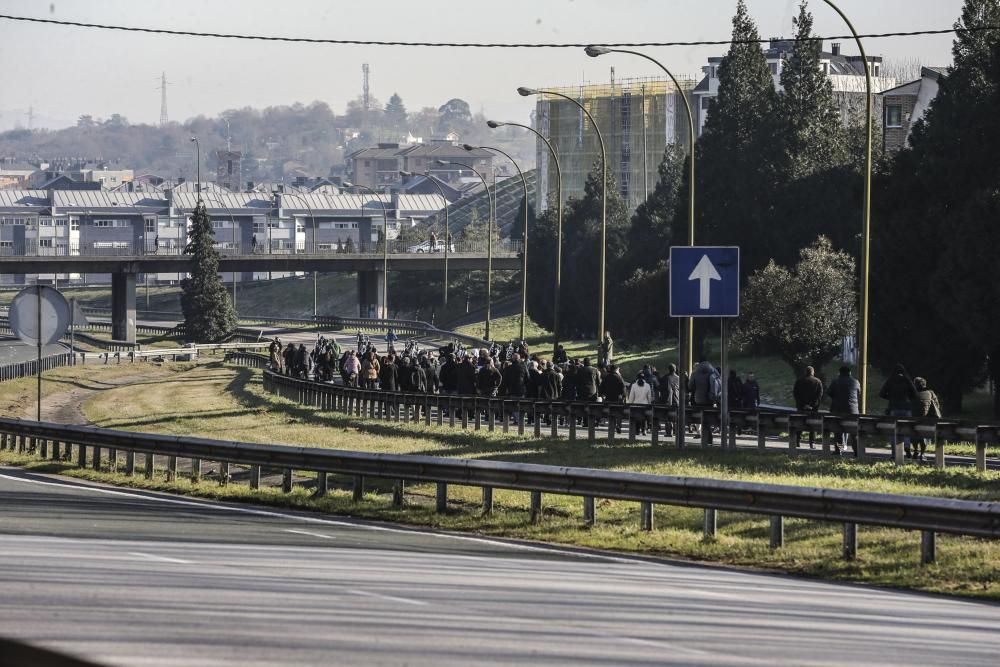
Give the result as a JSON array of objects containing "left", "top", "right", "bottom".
[{"left": 2, "top": 468, "right": 999, "bottom": 666}]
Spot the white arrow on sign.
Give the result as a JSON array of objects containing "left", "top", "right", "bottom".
[{"left": 688, "top": 254, "right": 722, "bottom": 310}]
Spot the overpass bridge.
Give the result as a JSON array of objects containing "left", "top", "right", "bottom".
[{"left": 0, "top": 243, "right": 521, "bottom": 343}]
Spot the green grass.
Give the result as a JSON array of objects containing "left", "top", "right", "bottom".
[{"left": 5, "top": 358, "right": 1000, "bottom": 600}]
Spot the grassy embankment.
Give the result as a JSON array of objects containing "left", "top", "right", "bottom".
[{"left": 1, "top": 359, "right": 999, "bottom": 599}]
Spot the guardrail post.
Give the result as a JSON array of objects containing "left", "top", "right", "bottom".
[
  {"left": 108, "top": 447, "right": 117, "bottom": 471},
  {"left": 640, "top": 501, "right": 654, "bottom": 531},
  {"left": 77, "top": 443, "right": 86, "bottom": 468},
  {"left": 587, "top": 408, "right": 596, "bottom": 442},
  {"left": 352, "top": 475, "right": 365, "bottom": 501},
  {"left": 474, "top": 400, "right": 482, "bottom": 430},
  {"left": 392, "top": 480, "right": 405, "bottom": 507},
  {"left": 501, "top": 403, "right": 510, "bottom": 433},
  {"left": 52, "top": 440, "right": 61, "bottom": 460},
  {"left": 165, "top": 455, "right": 177, "bottom": 481},
  {"left": 703, "top": 509, "right": 717, "bottom": 539},
  {"left": 583, "top": 496, "right": 596, "bottom": 527},
  {"left": 607, "top": 409, "right": 617, "bottom": 444},
  {"left": 249, "top": 465, "right": 261, "bottom": 489},
  {"left": 18, "top": 434, "right": 26, "bottom": 453},
  {"left": 124, "top": 450, "right": 135, "bottom": 476},
  {"left": 921, "top": 530, "right": 936, "bottom": 565},
  {"left": 789, "top": 427, "right": 799, "bottom": 453},
  {"left": 315, "top": 471, "right": 328, "bottom": 496},
  {"left": 39, "top": 439, "right": 48, "bottom": 459},
  {"left": 700, "top": 415, "right": 712, "bottom": 447},
  {"left": 856, "top": 428, "right": 867, "bottom": 461},
  {"left": 757, "top": 416, "right": 767, "bottom": 449},
  {"left": 533, "top": 405, "right": 541, "bottom": 438},
  {"left": 442, "top": 398, "right": 450, "bottom": 427},
  {"left": 530, "top": 491, "right": 543, "bottom": 524},
  {"left": 892, "top": 422, "right": 904, "bottom": 466},
  {"left": 424, "top": 396, "right": 431, "bottom": 426},
  {"left": 975, "top": 429, "right": 986, "bottom": 473},
  {"left": 436, "top": 482, "right": 448, "bottom": 513},
  {"left": 92, "top": 447, "right": 102, "bottom": 470},
  {"left": 769, "top": 515, "right": 784, "bottom": 549},
  {"left": 933, "top": 427, "right": 944, "bottom": 470},
  {"left": 460, "top": 400, "right": 468, "bottom": 429},
  {"left": 144, "top": 454, "right": 155, "bottom": 479},
  {"left": 281, "top": 468, "right": 293, "bottom": 493},
  {"left": 191, "top": 458, "right": 201, "bottom": 482},
  {"left": 843, "top": 522, "right": 858, "bottom": 560},
  {"left": 568, "top": 409, "right": 577, "bottom": 441},
  {"left": 628, "top": 407, "right": 637, "bottom": 441},
  {"left": 482, "top": 486, "right": 493, "bottom": 515},
  {"left": 517, "top": 406, "right": 525, "bottom": 436},
  {"left": 220, "top": 462, "right": 231, "bottom": 486}
]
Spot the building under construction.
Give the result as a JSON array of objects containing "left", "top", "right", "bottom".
[{"left": 533, "top": 75, "right": 698, "bottom": 214}]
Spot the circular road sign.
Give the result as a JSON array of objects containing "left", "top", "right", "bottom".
[{"left": 8, "top": 286, "right": 71, "bottom": 347}]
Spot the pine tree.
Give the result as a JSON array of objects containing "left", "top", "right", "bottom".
[
  {"left": 776, "top": 1, "right": 849, "bottom": 179},
  {"left": 873, "top": 0, "right": 1000, "bottom": 412},
  {"left": 384, "top": 93, "right": 407, "bottom": 129},
  {"left": 693, "top": 0, "right": 780, "bottom": 272},
  {"left": 627, "top": 143, "right": 684, "bottom": 269},
  {"left": 180, "top": 202, "right": 237, "bottom": 342}
]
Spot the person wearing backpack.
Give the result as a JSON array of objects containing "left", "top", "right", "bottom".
[
  {"left": 688, "top": 359, "right": 720, "bottom": 407},
  {"left": 911, "top": 376, "right": 942, "bottom": 462}
]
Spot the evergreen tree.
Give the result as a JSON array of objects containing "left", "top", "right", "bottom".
[
  {"left": 692, "top": 0, "right": 780, "bottom": 272},
  {"left": 775, "top": 1, "right": 849, "bottom": 179},
  {"left": 525, "top": 206, "right": 559, "bottom": 331},
  {"left": 180, "top": 202, "right": 237, "bottom": 342},
  {"left": 626, "top": 143, "right": 684, "bottom": 269},
  {"left": 873, "top": 0, "right": 1000, "bottom": 412},
  {"left": 384, "top": 93, "right": 407, "bottom": 129}
]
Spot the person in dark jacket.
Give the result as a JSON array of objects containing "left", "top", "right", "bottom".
[
  {"left": 575, "top": 358, "right": 600, "bottom": 402},
  {"left": 658, "top": 364, "right": 681, "bottom": 437},
  {"left": 477, "top": 359, "right": 502, "bottom": 397},
  {"left": 600, "top": 365, "right": 626, "bottom": 403},
  {"left": 378, "top": 355, "right": 398, "bottom": 392},
  {"left": 553, "top": 344, "right": 568, "bottom": 365},
  {"left": 727, "top": 370, "right": 744, "bottom": 412},
  {"left": 880, "top": 363, "right": 918, "bottom": 457},
  {"left": 439, "top": 354, "right": 458, "bottom": 395},
  {"left": 827, "top": 366, "right": 861, "bottom": 456},
  {"left": 501, "top": 354, "right": 529, "bottom": 398},
  {"left": 456, "top": 357, "right": 478, "bottom": 395},
  {"left": 539, "top": 361, "right": 561, "bottom": 400},
  {"left": 911, "top": 376, "right": 942, "bottom": 462},
  {"left": 527, "top": 360, "right": 543, "bottom": 399},
  {"left": 793, "top": 366, "right": 825, "bottom": 448},
  {"left": 741, "top": 371, "right": 760, "bottom": 410}
]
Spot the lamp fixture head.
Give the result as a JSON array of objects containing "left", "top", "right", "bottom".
[
  {"left": 486, "top": 120, "right": 503, "bottom": 128},
  {"left": 516, "top": 87, "right": 538, "bottom": 97},
  {"left": 585, "top": 45, "right": 612, "bottom": 57}
]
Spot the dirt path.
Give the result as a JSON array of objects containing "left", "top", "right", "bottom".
[{"left": 21, "top": 374, "right": 159, "bottom": 425}]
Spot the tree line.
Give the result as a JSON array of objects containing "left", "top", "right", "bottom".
[{"left": 524, "top": 0, "right": 1000, "bottom": 414}]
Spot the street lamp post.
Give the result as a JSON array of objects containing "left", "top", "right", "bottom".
[
  {"left": 436, "top": 159, "right": 494, "bottom": 341},
  {"left": 281, "top": 191, "right": 319, "bottom": 317},
  {"left": 464, "top": 143, "right": 529, "bottom": 342},
  {"left": 518, "top": 86, "right": 607, "bottom": 346},
  {"left": 400, "top": 170, "right": 451, "bottom": 308},
  {"left": 344, "top": 182, "right": 389, "bottom": 318},
  {"left": 820, "top": 0, "right": 874, "bottom": 414},
  {"left": 189, "top": 137, "right": 202, "bottom": 202},
  {"left": 585, "top": 45, "right": 698, "bottom": 375},
  {"left": 488, "top": 120, "right": 564, "bottom": 354}
]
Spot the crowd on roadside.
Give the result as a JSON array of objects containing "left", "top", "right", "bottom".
[{"left": 266, "top": 331, "right": 943, "bottom": 454}]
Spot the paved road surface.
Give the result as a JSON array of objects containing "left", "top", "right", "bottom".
[
  {"left": 0, "top": 339, "right": 67, "bottom": 365},
  {"left": 1, "top": 468, "right": 998, "bottom": 666}
]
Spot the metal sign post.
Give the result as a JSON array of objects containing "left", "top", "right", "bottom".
[{"left": 9, "top": 286, "right": 71, "bottom": 422}]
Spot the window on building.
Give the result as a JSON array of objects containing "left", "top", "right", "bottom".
[
  {"left": 0, "top": 241, "right": 13, "bottom": 248},
  {"left": 886, "top": 105, "right": 903, "bottom": 128},
  {"left": 296, "top": 223, "right": 305, "bottom": 233},
  {"left": 55, "top": 218, "right": 67, "bottom": 226},
  {"left": 70, "top": 218, "right": 80, "bottom": 231},
  {"left": 145, "top": 219, "right": 156, "bottom": 233},
  {"left": 0, "top": 217, "right": 30, "bottom": 226},
  {"left": 93, "top": 241, "right": 130, "bottom": 249},
  {"left": 39, "top": 217, "right": 52, "bottom": 226},
  {"left": 769, "top": 62, "right": 778, "bottom": 75},
  {"left": 39, "top": 239, "right": 53, "bottom": 248},
  {"left": 213, "top": 220, "right": 225, "bottom": 229},
  {"left": 874, "top": 63, "right": 880, "bottom": 77},
  {"left": 93, "top": 219, "right": 128, "bottom": 228},
  {"left": 701, "top": 97, "right": 712, "bottom": 110}
]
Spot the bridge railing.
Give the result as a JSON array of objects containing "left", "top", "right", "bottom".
[
  {"left": 1, "top": 239, "right": 522, "bottom": 258},
  {"left": 0, "top": 414, "right": 996, "bottom": 566},
  {"left": 236, "top": 355, "right": 1000, "bottom": 473},
  {"left": 0, "top": 353, "right": 73, "bottom": 382}
]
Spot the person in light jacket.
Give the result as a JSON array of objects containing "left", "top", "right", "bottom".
[{"left": 627, "top": 374, "right": 653, "bottom": 436}]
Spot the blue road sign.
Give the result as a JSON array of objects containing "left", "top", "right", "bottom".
[{"left": 669, "top": 246, "right": 740, "bottom": 317}]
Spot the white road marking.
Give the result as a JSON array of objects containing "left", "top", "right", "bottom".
[
  {"left": 347, "top": 588, "right": 427, "bottom": 606},
  {"left": 0, "top": 470, "right": 644, "bottom": 564},
  {"left": 127, "top": 551, "right": 191, "bottom": 564},
  {"left": 284, "top": 529, "right": 335, "bottom": 540}
]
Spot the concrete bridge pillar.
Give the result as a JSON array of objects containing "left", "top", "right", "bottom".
[
  {"left": 111, "top": 271, "right": 137, "bottom": 343},
  {"left": 357, "top": 270, "right": 385, "bottom": 319}
]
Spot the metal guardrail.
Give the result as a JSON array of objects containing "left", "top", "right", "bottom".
[
  {"left": 0, "top": 415, "right": 996, "bottom": 565},
  {"left": 0, "top": 353, "right": 73, "bottom": 382},
  {"left": 234, "top": 353, "right": 1000, "bottom": 473}
]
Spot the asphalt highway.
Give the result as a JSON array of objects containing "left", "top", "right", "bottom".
[{"left": 1, "top": 468, "right": 999, "bottom": 666}]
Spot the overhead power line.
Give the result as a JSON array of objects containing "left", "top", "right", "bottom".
[{"left": 1, "top": 13, "right": 998, "bottom": 49}]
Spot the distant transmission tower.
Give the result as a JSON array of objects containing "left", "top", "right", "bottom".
[
  {"left": 362, "top": 63, "right": 371, "bottom": 110},
  {"left": 159, "top": 72, "right": 169, "bottom": 126},
  {"left": 25, "top": 106, "right": 34, "bottom": 130}
]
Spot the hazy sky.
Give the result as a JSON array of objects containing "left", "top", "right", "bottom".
[{"left": 0, "top": 0, "right": 964, "bottom": 131}]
